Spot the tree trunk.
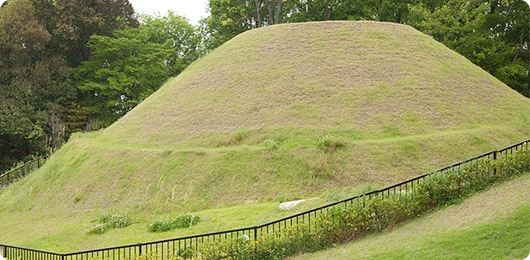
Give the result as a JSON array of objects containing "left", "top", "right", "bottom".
[
  {"left": 267, "top": 0, "right": 274, "bottom": 25},
  {"left": 274, "top": 0, "right": 282, "bottom": 24},
  {"left": 512, "top": 31, "right": 525, "bottom": 63},
  {"left": 324, "top": 0, "right": 331, "bottom": 20},
  {"left": 254, "top": 0, "right": 263, "bottom": 27}
]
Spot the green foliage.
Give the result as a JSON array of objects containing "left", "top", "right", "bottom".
[
  {"left": 0, "top": 0, "right": 137, "bottom": 172},
  {"left": 138, "top": 12, "right": 203, "bottom": 76},
  {"left": 34, "top": 0, "right": 137, "bottom": 68},
  {"left": 323, "top": 185, "right": 379, "bottom": 202},
  {"left": 317, "top": 136, "right": 345, "bottom": 152},
  {"left": 75, "top": 12, "right": 202, "bottom": 127},
  {"left": 202, "top": 0, "right": 258, "bottom": 50},
  {"left": 148, "top": 214, "right": 201, "bottom": 232},
  {"left": 75, "top": 34, "right": 170, "bottom": 126},
  {"left": 87, "top": 213, "right": 132, "bottom": 235},
  {"left": 194, "top": 150, "right": 530, "bottom": 259},
  {"left": 407, "top": 0, "right": 529, "bottom": 97},
  {"left": 263, "top": 138, "right": 281, "bottom": 149},
  {"left": 218, "top": 129, "right": 252, "bottom": 146},
  {"left": 0, "top": 0, "right": 71, "bottom": 172}
]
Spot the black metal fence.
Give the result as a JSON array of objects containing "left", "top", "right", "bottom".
[
  {"left": 1, "top": 139, "right": 528, "bottom": 260},
  {"left": 0, "top": 156, "right": 46, "bottom": 189}
]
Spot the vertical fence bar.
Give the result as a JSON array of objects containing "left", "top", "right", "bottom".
[{"left": 493, "top": 150, "right": 497, "bottom": 175}]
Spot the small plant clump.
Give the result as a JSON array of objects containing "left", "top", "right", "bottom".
[
  {"left": 218, "top": 129, "right": 251, "bottom": 146},
  {"left": 87, "top": 213, "right": 133, "bottom": 235},
  {"left": 148, "top": 214, "right": 201, "bottom": 232},
  {"left": 263, "top": 138, "right": 280, "bottom": 149},
  {"left": 317, "top": 136, "right": 345, "bottom": 152},
  {"left": 73, "top": 194, "right": 82, "bottom": 203}
]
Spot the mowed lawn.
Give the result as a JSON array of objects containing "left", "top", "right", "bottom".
[{"left": 293, "top": 173, "right": 530, "bottom": 260}]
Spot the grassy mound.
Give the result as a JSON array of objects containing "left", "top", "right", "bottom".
[{"left": 0, "top": 21, "right": 529, "bottom": 251}]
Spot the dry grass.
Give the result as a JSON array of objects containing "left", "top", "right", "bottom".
[{"left": 100, "top": 21, "right": 530, "bottom": 146}]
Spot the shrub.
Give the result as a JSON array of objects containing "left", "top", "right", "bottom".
[
  {"left": 174, "top": 214, "right": 201, "bottom": 228},
  {"left": 148, "top": 214, "right": 201, "bottom": 232},
  {"left": 87, "top": 223, "right": 108, "bottom": 235},
  {"left": 100, "top": 213, "right": 132, "bottom": 228},
  {"left": 317, "top": 136, "right": 345, "bottom": 152},
  {"left": 87, "top": 213, "right": 132, "bottom": 235}
]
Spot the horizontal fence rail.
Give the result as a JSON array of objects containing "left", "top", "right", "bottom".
[
  {"left": 0, "top": 156, "right": 46, "bottom": 189},
  {"left": 0, "top": 139, "right": 528, "bottom": 260}
]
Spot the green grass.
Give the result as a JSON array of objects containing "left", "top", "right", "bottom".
[
  {"left": 294, "top": 173, "right": 530, "bottom": 260},
  {"left": 0, "top": 182, "right": 377, "bottom": 252},
  {"left": 0, "top": 21, "right": 529, "bottom": 251}
]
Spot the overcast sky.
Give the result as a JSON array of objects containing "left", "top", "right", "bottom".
[
  {"left": 129, "top": 0, "right": 209, "bottom": 25},
  {"left": 0, "top": 0, "right": 210, "bottom": 25}
]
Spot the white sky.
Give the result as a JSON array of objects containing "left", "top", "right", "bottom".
[
  {"left": 129, "top": 0, "right": 209, "bottom": 25},
  {"left": 0, "top": 0, "right": 210, "bottom": 25}
]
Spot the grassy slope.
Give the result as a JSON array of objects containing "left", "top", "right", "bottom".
[
  {"left": 294, "top": 173, "right": 530, "bottom": 260},
  {"left": 0, "top": 21, "right": 529, "bottom": 251}
]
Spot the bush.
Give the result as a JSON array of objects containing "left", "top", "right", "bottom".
[
  {"left": 317, "top": 136, "right": 345, "bottom": 152},
  {"left": 87, "top": 223, "right": 108, "bottom": 235},
  {"left": 87, "top": 213, "right": 132, "bottom": 235},
  {"left": 148, "top": 214, "right": 201, "bottom": 232}
]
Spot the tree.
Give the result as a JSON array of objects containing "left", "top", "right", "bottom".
[
  {"left": 0, "top": 0, "right": 139, "bottom": 172},
  {"left": 75, "top": 13, "right": 201, "bottom": 126},
  {"left": 408, "top": 0, "right": 529, "bottom": 97},
  {"left": 202, "top": 0, "right": 256, "bottom": 49},
  {"left": 50, "top": 0, "right": 138, "bottom": 67},
  {"left": 486, "top": 0, "right": 529, "bottom": 97},
  {"left": 0, "top": 0, "right": 61, "bottom": 171},
  {"left": 75, "top": 34, "right": 169, "bottom": 126},
  {"left": 138, "top": 12, "right": 202, "bottom": 76}
]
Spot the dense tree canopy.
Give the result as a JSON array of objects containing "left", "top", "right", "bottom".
[
  {"left": 75, "top": 13, "right": 200, "bottom": 126},
  {"left": 408, "top": 0, "right": 529, "bottom": 96},
  {"left": 0, "top": 0, "right": 73, "bottom": 171},
  {"left": 0, "top": 0, "right": 139, "bottom": 172}
]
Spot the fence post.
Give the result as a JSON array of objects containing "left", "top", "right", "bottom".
[
  {"left": 253, "top": 226, "right": 258, "bottom": 257},
  {"left": 138, "top": 244, "right": 142, "bottom": 256},
  {"left": 493, "top": 150, "right": 497, "bottom": 175}
]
